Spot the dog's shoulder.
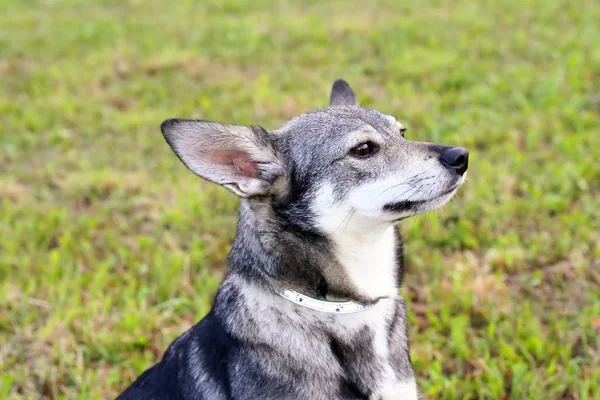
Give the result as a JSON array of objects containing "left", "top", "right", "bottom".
[{"left": 117, "top": 312, "right": 237, "bottom": 400}]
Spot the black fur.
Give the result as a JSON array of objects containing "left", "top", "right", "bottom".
[
  {"left": 329, "top": 328, "right": 378, "bottom": 400},
  {"left": 118, "top": 311, "right": 238, "bottom": 400}
]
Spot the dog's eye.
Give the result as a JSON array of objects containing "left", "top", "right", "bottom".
[
  {"left": 350, "top": 141, "right": 379, "bottom": 158},
  {"left": 400, "top": 127, "right": 407, "bottom": 137}
]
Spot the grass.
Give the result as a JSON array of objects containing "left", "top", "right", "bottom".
[{"left": 1, "top": 0, "right": 599, "bottom": 398}]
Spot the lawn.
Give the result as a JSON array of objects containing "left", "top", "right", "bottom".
[{"left": 1, "top": 0, "right": 599, "bottom": 399}]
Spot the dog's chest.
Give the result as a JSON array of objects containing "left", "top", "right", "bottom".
[
  {"left": 330, "top": 334, "right": 388, "bottom": 397},
  {"left": 230, "top": 282, "right": 415, "bottom": 399},
  {"left": 324, "top": 311, "right": 400, "bottom": 398}
]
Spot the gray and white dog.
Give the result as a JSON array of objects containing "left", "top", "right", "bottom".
[{"left": 117, "top": 80, "right": 468, "bottom": 400}]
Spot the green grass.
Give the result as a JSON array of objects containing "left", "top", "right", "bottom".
[{"left": 1, "top": 0, "right": 599, "bottom": 398}]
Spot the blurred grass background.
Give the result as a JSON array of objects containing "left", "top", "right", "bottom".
[{"left": 1, "top": 0, "right": 599, "bottom": 399}]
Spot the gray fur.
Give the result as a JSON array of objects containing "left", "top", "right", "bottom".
[{"left": 118, "top": 79, "right": 469, "bottom": 400}]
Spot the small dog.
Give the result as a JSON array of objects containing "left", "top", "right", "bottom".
[{"left": 117, "top": 80, "right": 468, "bottom": 400}]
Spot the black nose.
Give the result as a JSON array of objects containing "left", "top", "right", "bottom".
[{"left": 440, "top": 147, "right": 469, "bottom": 175}]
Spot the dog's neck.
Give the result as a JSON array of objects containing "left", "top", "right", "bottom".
[
  {"left": 325, "top": 216, "right": 400, "bottom": 300},
  {"left": 227, "top": 200, "right": 401, "bottom": 305}
]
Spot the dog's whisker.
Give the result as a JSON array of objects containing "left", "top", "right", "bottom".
[
  {"left": 387, "top": 182, "right": 426, "bottom": 205},
  {"left": 375, "top": 173, "right": 436, "bottom": 198},
  {"left": 340, "top": 208, "right": 357, "bottom": 237},
  {"left": 373, "top": 172, "right": 434, "bottom": 200}
]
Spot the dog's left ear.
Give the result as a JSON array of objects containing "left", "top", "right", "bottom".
[
  {"left": 161, "top": 119, "right": 284, "bottom": 197},
  {"left": 329, "top": 79, "right": 358, "bottom": 106}
]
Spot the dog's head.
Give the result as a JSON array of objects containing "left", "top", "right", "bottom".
[{"left": 161, "top": 80, "right": 468, "bottom": 229}]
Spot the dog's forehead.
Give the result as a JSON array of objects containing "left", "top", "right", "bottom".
[{"left": 278, "top": 106, "right": 399, "bottom": 137}]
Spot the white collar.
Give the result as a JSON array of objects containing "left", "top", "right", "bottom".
[{"left": 276, "top": 289, "right": 374, "bottom": 314}]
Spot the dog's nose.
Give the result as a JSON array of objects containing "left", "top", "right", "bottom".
[{"left": 440, "top": 147, "right": 469, "bottom": 175}]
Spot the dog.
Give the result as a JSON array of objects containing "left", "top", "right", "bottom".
[{"left": 117, "top": 79, "right": 468, "bottom": 400}]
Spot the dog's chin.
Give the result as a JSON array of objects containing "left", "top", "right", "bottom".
[{"left": 382, "top": 180, "right": 464, "bottom": 222}]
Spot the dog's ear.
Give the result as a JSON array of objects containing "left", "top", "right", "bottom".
[
  {"left": 161, "top": 119, "right": 285, "bottom": 197},
  {"left": 329, "top": 79, "right": 358, "bottom": 106}
]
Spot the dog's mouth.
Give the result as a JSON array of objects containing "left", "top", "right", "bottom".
[{"left": 382, "top": 182, "right": 462, "bottom": 218}]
